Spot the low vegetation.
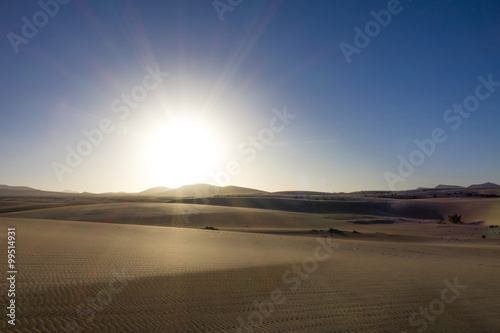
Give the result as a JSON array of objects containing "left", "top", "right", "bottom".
[
  {"left": 437, "top": 214, "right": 463, "bottom": 224},
  {"left": 203, "top": 226, "right": 219, "bottom": 230},
  {"left": 448, "top": 214, "right": 463, "bottom": 224}
]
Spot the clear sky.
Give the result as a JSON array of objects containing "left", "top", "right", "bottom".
[{"left": 1, "top": 0, "right": 499, "bottom": 193}]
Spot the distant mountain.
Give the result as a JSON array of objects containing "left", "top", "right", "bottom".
[
  {"left": 434, "top": 184, "right": 465, "bottom": 190},
  {"left": 153, "top": 184, "right": 267, "bottom": 197},
  {"left": 0, "top": 185, "right": 67, "bottom": 197},
  {"left": 95, "top": 192, "right": 131, "bottom": 197},
  {"left": 139, "top": 186, "right": 171, "bottom": 195},
  {"left": 414, "top": 183, "right": 499, "bottom": 191},
  {"left": 468, "top": 182, "right": 500, "bottom": 189},
  {"left": 0, "top": 185, "right": 37, "bottom": 191},
  {"left": 1, "top": 182, "right": 498, "bottom": 198},
  {"left": 0, "top": 183, "right": 265, "bottom": 198}
]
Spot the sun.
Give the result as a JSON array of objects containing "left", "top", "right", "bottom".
[{"left": 145, "top": 117, "right": 221, "bottom": 188}]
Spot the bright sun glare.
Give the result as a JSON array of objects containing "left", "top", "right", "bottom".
[{"left": 146, "top": 117, "right": 221, "bottom": 188}]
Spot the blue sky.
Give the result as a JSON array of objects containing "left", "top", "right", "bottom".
[{"left": 0, "top": 0, "right": 499, "bottom": 193}]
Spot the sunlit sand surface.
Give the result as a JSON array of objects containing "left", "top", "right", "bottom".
[{"left": 1, "top": 198, "right": 499, "bottom": 332}]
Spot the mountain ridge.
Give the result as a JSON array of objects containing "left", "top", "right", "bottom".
[{"left": 0, "top": 182, "right": 498, "bottom": 197}]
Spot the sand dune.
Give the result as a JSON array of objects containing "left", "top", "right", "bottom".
[
  {"left": 1, "top": 196, "right": 499, "bottom": 332},
  {"left": 3, "top": 200, "right": 499, "bottom": 242},
  {"left": 1, "top": 202, "right": 331, "bottom": 230},
  {"left": 1, "top": 216, "right": 499, "bottom": 332},
  {"left": 172, "top": 196, "right": 500, "bottom": 224},
  {"left": 5, "top": 197, "right": 500, "bottom": 224}
]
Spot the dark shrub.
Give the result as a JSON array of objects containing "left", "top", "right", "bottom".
[
  {"left": 448, "top": 214, "right": 462, "bottom": 224},
  {"left": 203, "top": 226, "right": 219, "bottom": 230}
]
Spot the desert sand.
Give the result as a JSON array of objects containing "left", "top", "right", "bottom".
[{"left": 0, "top": 195, "right": 499, "bottom": 332}]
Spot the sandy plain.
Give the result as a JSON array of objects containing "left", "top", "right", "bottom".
[{"left": 0, "top": 195, "right": 499, "bottom": 332}]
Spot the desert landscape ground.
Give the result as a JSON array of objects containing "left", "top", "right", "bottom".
[{"left": 0, "top": 184, "right": 499, "bottom": 332}]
